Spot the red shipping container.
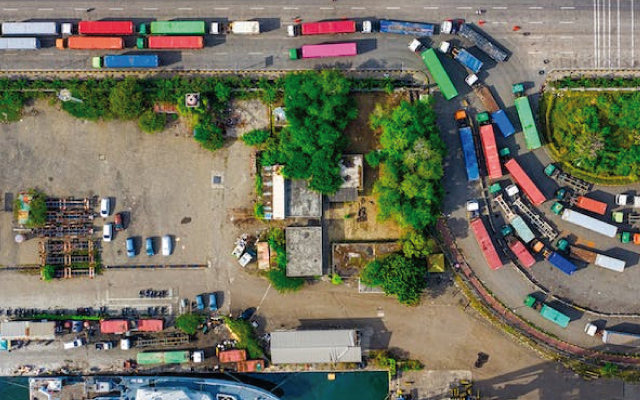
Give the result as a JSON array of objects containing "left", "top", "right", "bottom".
[
  {"left": 508, "top": 240, "right": 536, "bottom": 268},
  {"left": 504, "top": 159, "right": 546, "bottom": 205},
  {"left": 575, "top": 196, "right": 607, "bottom": 215},
  {"left": 470, "top": 218, "right": 502, "bottom": 270},
  {"left": 301, "top": 20, "right": 356, "bottom": 35},
  {"left": 79, "top": 21, "right": 134, "bottom": 35},
  {"left": 66, "top": 36, "right": 123, "bottom": 49},
  {"left": 479, "top": 124, "right": 502, "bottom": 179},
  {"left": 147, "top": 36, "right": 204, "bottom": 49},
  {"left": 301, "top": 43, "right": 357, "bottom": 59},
  {"left": 100, "top": 319, "right": 130, "bottom": 334},
  {"left": 218, "top": 349, "right": 247, "bottom": 363},
  {"left": 137, "top": 319, "right": 164, "bottom": 332}
]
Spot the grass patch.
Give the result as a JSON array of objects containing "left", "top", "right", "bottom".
[
  {"left": 223, "top": 317, "right": 264, "bottom": 359},
  {"left": 264, "top": 228, "right": 304, "bottom": 293}
]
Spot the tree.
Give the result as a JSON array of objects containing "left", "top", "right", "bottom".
[
  {"left": 361, "top": 253, "right": 428, "bottom": 305},
  {"left": 241, "top": 129, "right": 271, "bottom": 146},
  {"left": 194, "top": 115, "right": 225, "bottom": 151},
  {"left": 138, "top": 110, "right": 167, "bottom": 134},
  {"left": 175, "top": 313, "right": 203, "bottom": 335},
  {"left": 109, "top": 77, "right": 144, "bottom": 120},
  {"left": 42, "top": 265, "right": 56, "bottom": 281},
  {"left": 400, "top": 229, "right": 435, "bottom": 258}
]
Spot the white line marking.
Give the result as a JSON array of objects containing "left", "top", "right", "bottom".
[
  {"left": 529, "top": 6, "right": 543, "bottom": 9},
  {"left": 493, "top": 6, "right": 507, "bottom": 9},
  {"left": 109, "top": 7, "right": 123, "bottom": 11},
  {"left": 528, "top": 35, "right": 544, "bottom": 39},
  {"left": 143, "top": 7, "right": 158, "bottom": 11},
  {"left": 528, "top": 51, "right": 542, "bottom": 54},
  {"left": 561, "top": 6, "right": 576, "bottom": 9},
  {"left": 529, "top": 21, "right": 544, "bottom": 24},
  {"left": 386, "top": 6, "right": 401, "bottom": 9},
  {"left": 248, "top": 52, "right": 263, "bottom": 55},
  {"left": 559, "top": 20, "right": 575, "bottom": 24},
  {"left": 214, "top": 7, "right": 229, "bottom": 10},
  {"left": 2, "top": 8, "right": 18, "bottom": 11},
  {"left": 351, "top": 7, "right": 365, "bottom": 9},
  {"left": 249, "top": 7, "right": 264, "bottom": 10},
  {"left": 284, "top": 7, "right": 299, "bottom": 10},
  {"left": 38, "top": 8, "right": 54, "bottom": 11},
  {"left": 319, "top": 7, "right": 334, "bottom": 10},
  {"left": 491, "top": 21, "right": 507, "bottom": 24},
  {"left": 178, "top": 7, "right": 193, "bottom": 10},
  {"left": 457, "top": 6, "right": 472, "bottom": 10},
  {"left": 424, "top": 6, "right": 439, "bottom": 10}
]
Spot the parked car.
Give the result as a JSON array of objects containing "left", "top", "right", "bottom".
[
  {"left": 63, "top": 337, "right": 85, "bottom": 350},
  {"left": 162, "top": 235, "right": 172, "bottom": 256},
  {"left": 208, "top": 293, "right": 218, "bottom": 312},
  {"left": 146, "top": 237, "right": 155, "bottom": 256},
  {"left": 241, "top": 307, "right": 256, "bottom": 320},
  {"left": 126, "top": 237, "right": 135, "bottom": 258},
  {"left": 71, "top": 320, "right": 83, "bottom": 333},
  {"left": 195, "top": 295, "right": 204, "bottom": 311},
  {"left": 95, "top": 341, "right": 113, "bottom": 350},
  {"left": 114, "top": 213, "right": 124, "bottom": 231},
  {"left": 100, "top": 198, "right": 110, "bottom": 217},
  {"left": 102, "top": 224, "right": 113, "bottom": 242}
]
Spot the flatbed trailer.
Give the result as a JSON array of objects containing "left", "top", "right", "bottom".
[
  {"left": 458, "top": 24, "right": 508, "bottom": 62},
  {"left": 508, "top": 239, "right": 536, "bottom": 268},
  {"left": 473, "top": 85, "right": 500, "bottom": 113},
  {"left": 569, "top": 246, "right": 626, "bottom": 272}
]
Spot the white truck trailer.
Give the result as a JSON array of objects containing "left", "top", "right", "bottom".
[{"left": 1, "top": 22, "right": 58, "bottom": 35}]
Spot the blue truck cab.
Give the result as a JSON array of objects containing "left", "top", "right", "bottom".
[
  {"left": 195, "top": 295, "right": 204, "bottom": 311},
  {"left": 208, "top": 293, "right": 218, "bottom": 311}
]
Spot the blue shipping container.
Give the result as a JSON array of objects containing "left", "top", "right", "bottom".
[
  {"left": 491, "top": 110, "right": 516, "bottom": 137},
  {"left": 548, "top": 252, "right": 577, "bottom": 276},
  {"left": 379, "top": 20, "right": 435, "bottom": 36},
  {"left": 454, "top": 49, "right": 483, "bottom": 73},
  {"left": 103, "top": 55, "right": 159, "bottom": 68},
  {"left": 458, "top": 127, "right": 480, "bottom": 181}
]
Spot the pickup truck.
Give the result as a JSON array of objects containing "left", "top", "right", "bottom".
[
  {"left": 63, "top": 337, "right": 85, "bottom": 350},
  {"left": 95, "top": 341, "right": 114, "bottom": 350}
]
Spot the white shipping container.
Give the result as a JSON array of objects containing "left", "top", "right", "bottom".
[
  {"left": 0, "top": 37, "right": 39, "bottom": 50},
  {"left": 561, "top": 209, "right": 618, "bottom": 238},
  {"left": 2, "top": 22, "right": 58, "bottom": 35},
  {"left": 229, "top": 21, "right": 260, "bottom": 34},
  {"left": 595, "top": 254, "right": 626, "bottom": 272}
]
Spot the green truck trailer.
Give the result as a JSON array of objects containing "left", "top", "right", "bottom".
[
  {"left": 140, "top": 21, "right": 206, "bottom": 35},
  {"left": 524, "top": 295, "right": 570, "bottom": 328},
  {"left": 420, "top": 48, "right": 458, "bottom": 100},
  {"left": 137, "top": 350, "right": 190, "bottom": 365}
]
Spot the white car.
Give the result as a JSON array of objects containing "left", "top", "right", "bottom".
[
  {"left": 63, "top": 338, "right": 85, "bottom": 350},
  {"left": 162, "top": 235, "right": 172, "bottom": 256},
  {"left": 102, "top": 223, "right": 113, "bottom": 242},
  {"left": 100, "top": 198, "right": 110, "bottom": 217}
]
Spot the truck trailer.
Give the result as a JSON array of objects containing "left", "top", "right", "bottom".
[
  {"left": 300, "top": 20, "right": 356, "bottom": 35},
  {"left": 458, "top": 24, "right": 508, "bottom": 62},
  {"left": 504, "top": 159, "right": 546, "bottom": 205},
  {"left": 57, "top": 36, "right": 124, "bottom": 50},
  {"left": 473, "top": 85, "right": 500, "bottom": 113},
  {"left": 555, "top": 205, "right": 618, "bottom": 238},
  {"left": 514, "top": 95, "right": 542, "bottom": 150},
  {"left": 585, "top": 323, "right": 640, "bottom": 347},
  {"left": 141, "top": 21, "right": 206, "bottom": 35},
  {"left": 379, "top": 19, "right": 435, "bottom": 36},
  {"left": 547, "top": 251, "right": 577, "bottom": 275},
  {"left": 0, "top": 37, "right": 39, "bottom": 50},
  {"left": 525, "top": 295, "right": 570, "bottom": 328},
  {"left": 455, "top": 111, "right": 480, "bottom": 181},
  {"left": 569, "top": 246, "right": 626, "bottom": 272},
  {"left": 92, "top": 55, "right": 159, "bottom": 68},
  {"left": 228, "top": 21, "right": 260, "bottom": 35},
  {"left": 420, "top": 48, "right": 458, "bottom": 100},
  {"left": 1, "top": 22, "right": 58, "bottom": 36},
  {"left": 491, "top": 110, "right": 516, "bottom": 137},
  {"left": 289, "top": 42, "right": 357, "bottom": 59},
  {"left": 452, "top": 47, "right": 483, "bottom": 73},
  {"left": 470, "top": 218, "right": 503, "bottom": 270},
  {"left": 479, "top": 124, "right": 502, "bottom": 179},
  {"left": 78, "top": 20, "right": 134, "bottom": 35},
  {"left": 574, "top": 196, "right": 607, "bottom": 215},
  {"left": 508, "top": 239, "right": 536, "bottom": 268},
  {"left": 137, "top": 36, "right": 204, "bottom": 49}
]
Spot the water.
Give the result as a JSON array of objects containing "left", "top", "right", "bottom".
[{"left": 0, "top": 371, "right": 389, "bottom": 400}]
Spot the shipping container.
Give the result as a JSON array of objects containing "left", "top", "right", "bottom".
[
  {"left": 137, "top": 350, "right": 190, "bottom": 365},
  {"left": 458, "top": 127, "right": 480, "bottom": 181},
  {"left": 479, "top": 124, "right": 502, "bottom": 179},
  {"left": 453, "top": 48, "right": 483, "bottom": 73},
  {"left": 575, "top": 196, "right": 607, "bottom": 215},
  {"left": 510, "top": 216, "right": 535, "bottom": 244},
  {"left": 1, "top": 22, "right": 58, "bottom": 36},
  {"left": 602, "top": 330, "right": 640, "bottom": 347},
  {"left": 93, "top": 54, "right": 159, "bottom": 68},
  {"left": 137, "top": 319, "right": 164, "bottom": 332},
  {"left": 0, "top": 37, "right": 39, "bottom": 50},
  {"left": 514, "top": 96, "right": 542, "bottom": 150},
  {"left": 295, "top": 42, "right": 357, "bottom": 59},
  {"left": 100, "top": 320, "right": 130, "bottom": 334},
  {"left": 78, "top": 20, "right": 134, "bottom": 35},
  {"left": 229, "top": 21, "right": 260, "bottom": 34},
  {"left": 547, "top": 252, "right": 577, "bottom": 275},
  {"left": 504, "top": 159, "right": 546, "bottom": 205},
  {"left": 458, "top": 24, "right": 508, "bottom": 62},
  {"left": 140, "top": 35, "right": 204, "bottom": 49},
  {"left": 420, "top": 48, "right": 458, "bottom": 100},
  {"left": 379, "top": 19, "right": 435, "bottom": 36},
  {"left": 473, "top": 85, "right": 500, "bottom": 113},
  {"left": 147, "top": 21, "right": 206, "bottom": 35},
  {"left": 561, "top": 209, "right": 618, "bottom": 238},
  {"left": 491, "top": 109, "right": 516, "bottom": 137},
  {"left": 301, "top": 20, "right": 356, "bottom": 35},
  {"left": 540, "top": 304, "right": 570, "bottom": 328},
  {"left": 508, "top": 239, "right": 536, "bottom": 268},
  {"left": 58, "top": 36, "right": 124, "bottom": 50},
  {"left": 570, "top": 246, "right": 625, "bottom": 272},
  {"left": 470, "top": 218, "right": 503, "bottom": 270}
]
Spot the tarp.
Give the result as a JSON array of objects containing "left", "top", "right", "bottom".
[
  {"left": 427, "top": 254, "right": 445, "bottom": 273},
  {"left": 0, "top": 321, "right": 55, "bottom": 340}
]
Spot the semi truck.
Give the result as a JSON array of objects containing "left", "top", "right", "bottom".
[
  {"left": 137, "top": 350, "right": 191, "bottom": 365},
  {"left": 56, "top": 36, "right": 124, "bottom": 50},
  {"left": 585, "top": 323, "right": 640, "bottom": 347},
  {"left": 228, "top": 21, "right": 260, "bottom": 35},
  {"left": 574, "top": 196, "right": 607, "bottom": 216},
  {"left": 504, "top": 159, "right": 546, "bottom": 206},
  {"left": 0, "top": 37, "right": 40, "bottom": 50},
  {"left": 289, "top": 42, "right": 357, "bottom": 59},
  {"left": 569, "top": 246, "right": 626, "bottom": 272},
  {"left": 491, "top": 110, "right": 516, "bottom": 137},
  {"left": 379, "top": 19, "right": 435, "bottom": 36},
  {"left": 78, "top": 20, "right": 134, "bottom": 35},
  {"left": 1, "top": 22, "right": 58, "bottom": 36},
  {"left": 508, "top": 239, "right": 536, "bottom": 268},
  {"left": 513, "top": 84, "right": 542, "bottom": 150},
  {"left": 470, "top": 217, "right": 503, "bottom": 270},
  {"left": 92, "top": 55, "right": 159, "bottom": 69},
  {"left": 452, "top": 47, "right": 483, "bottom": 73},
  {"left": 420, "top": 48, "right": 458, "bottom": 100},
  {"left": 458, "top": 24, "right": 508, "bottom": 62},
  {"left": 137, "top": 36, "right": 204, "bottom": 49},
  {"left": 552, "top": 202, "right": 618, "bottom": 238},
  {"left": 548, "top": 251, "right": 577, "bottom": 275},
  {"left": 294, "top": 20, "right": 357, "bottom": 36},
  {"left": 479, "top": 124, "right": 502, "bottom": 179},
  {"left": 524, "top": 295, "right": 570, "bottom": 328},
  {"left": 140, "top": 21, "right": 206, "bottom": 35},
  {"left": 455, "top": 110, "right": 479, "bottom": 181},
  {"left": 473, "top": 84, "right": 500, "bottom": 113},
  {"left": 543, "top": 164, "right": 592, "bottom": 195}
]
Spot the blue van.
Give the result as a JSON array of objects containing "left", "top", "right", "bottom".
[
  {"left": 195, "top": 295, "right": 204, "bottom": 311},
  {"left": 208, "top": 293, "right": 218, "bottom": 311},
  {"left": 145, "top": 237, "right": 155, "bottom": 256},
  {"left": 126, "top": 237, "right": 135, "bottom": 258}
]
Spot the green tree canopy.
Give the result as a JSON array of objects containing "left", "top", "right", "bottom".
[
  {"left": 241, "top": 129, "right": 271, "bottom": 146},
  {"left": 109, "top": 77, "right": 144, "bottom": 120},
  {"left": 175, "top": 313, "right": 204, "bottom": 335},
  {"left": 138, "top": 110, "right": 167, "bottom": 134},
  {"left": 361, "top": 253, "right": 428, "bottom": 306}
]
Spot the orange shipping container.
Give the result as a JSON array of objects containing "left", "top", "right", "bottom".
[
  {"left": 137, "top": 319, "right": 164, "bottom": 332},
  {"left": 62, "top": 36, "right": 124, "bottom": 50},
  {"left": 218, "top": 349, "right": 246, "bottom": 363},
  {"left": 100, "top": 319, "right": 129, "bottom": 334},
  {"left": 237, "top": 359, "right": 264, "bottom": 372},
  {"left": 575, "top": 196, "right": 607, "bottom": 215}
]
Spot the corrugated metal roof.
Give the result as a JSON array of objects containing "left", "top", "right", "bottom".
[
  {"left": 0, "top": 321, "right": 55, "bottom": 340},
  {"left": 270, "top": 330, "right": 362, "bottom": 364},
  {"left": 272, "top": 172, "right": 286, "bottom": 220},
  {"left": 138, "top": 319, "right": 163, "bottom": 332}
]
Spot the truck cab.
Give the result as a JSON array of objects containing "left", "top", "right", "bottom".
[
  {"left": 466, "top": 200, "right": 480, "bottom": 219},
  {"left": 408, "top": 39, "right": 423, "bottom": 53}
]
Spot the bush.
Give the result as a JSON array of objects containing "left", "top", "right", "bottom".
[
  {"left": 175, "top": 313, "right": 204, "bottom": 335},
  {"left": 241, "top": 129, "right": 271, "bottom": 146},
  {"left": 194, "top": 115, "right": 225, "bottom": 151},
  {"left": 138, "top": 110, "right": 167, "bottom": 134},
  {"left": 361, "top": 253, "right": 428, "bottom": 305},
  {"left": 223, "top": 317, "right": 264, "bottom": 359},
  {"left": 42, "top": 265, "right": 56, "bottom": 281},
  {"left": 0, "top": 91, "right": 24, "bottom": 122},
  {"left": 109, "top": 77, "right": 144, "bottom": 120},
  {"left": 254, "top": 202, "right": 265, "bottom": 219},
  {"left": 265, "top": 228, "right": 305, "bottom": 292}
]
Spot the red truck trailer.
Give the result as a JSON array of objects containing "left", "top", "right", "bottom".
[
  {"left": 575, "top": 196, "right": 607, "bottom": 215},
  {"left": 479, "top": 124, "right": 502, "bottom": 179},
  {"left": 470, "top": 218, "right": 503, "bottom": 270},
  {"left": 143, "top": 36, "right": 204, "bottom": 49},
  {"left": 504, "top": 159, "right": 546, "bottom": 205},
  {"left": 78, "top": 20, "right": 134, "bottom": 35},
  {"left": 301, "top": 20, "right": 356, "bottom": 35},
  {"left": 56, "top": 36, "right": 124, "bottom": 50},
  {"left": 508, "top": 239, "right": 536, "bottom": 268}
]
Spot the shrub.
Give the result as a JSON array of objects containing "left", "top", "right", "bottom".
[
  {"left": 42, "top": 265, "right": 56, "bottom": 281},
  {"left": 0, "top": 91, "right": 24, "bottom": 122},
  {"left": 175, "top": 313, "right": 204, "bottom": 335},
  {"left": 241, "top": 129, "right": 271, "bottom": 146},
  {"left": 109, "top": 77, "right": 144, "bottom": 120},
  {"left": 223, "top": 317, "right": 264, "bottom": 359},
  {"left": 194, "top": 115, "right": 225, "bottom": 151},
  {"left": 138, "top": 110, "right": 167, "bottom": 134}
]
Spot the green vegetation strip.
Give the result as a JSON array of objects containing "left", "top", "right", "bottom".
[{"left": 223, "top": 317, "right": 264, "bottom": 359}]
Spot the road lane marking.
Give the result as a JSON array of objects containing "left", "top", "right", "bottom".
[
  {"left": 528, "top": 35, "right": 544, "bottom": 39},
  {"left": 491, "top": 21, "right": 507, "bottom": 24},
  {"left": 249, "top": 7, "right": 264, "bottom": 10},
  {"left": 559, "top": 20, "right": 575, "bottom": 23},
  {"left": 351, "top": 7, "right": 366, "bottom": 10},
  {"left": 214, "top": 7, "right": 229, "bottom": 10},
  {"left": 319, "top": 7, "right": 334, "bottom": 10},
  {"left": 424, "top": 6, "right": 439, "bottom": 9},
  {"left": 561, "top": 6, "right": 576, "bottom": 9},
  {"left": 2, "top": 8, "right": 18, "bottom": 11},
  {"left": 143, "top": 7, "right": 158, "bottom": 11},
  {"left": 457, "top": 6, "right": 472, "bottom": 9},
  {"left": 109, "top": 7, "right": 124, "bottom": 11},
  {"left": 529, "top": 6, "right": 543, "bottom": 9},
  {"left": 249, "top": 52, "right": 263, "bottom": 55},
  {"left": 493, "top": 6, "right": 507, "bottom": 9},
  {"left": 529, "top": 21, "right": 544, "bottom": 24},
  {"left": 178, "top": 7, "right": 193, "bottom": 11},
  {"left": 386, "top": 6, "right": 401, "bottom": 9},
  {"left": 284, "top": 7, "right": 299, "bottom": 10},
  {"left": 38, "top": 8, "right": 54, "bottom": 11}
]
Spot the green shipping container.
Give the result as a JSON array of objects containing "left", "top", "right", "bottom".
[
  {"left": 514, "top": 96, "right": 541, "bottom": 150},
  {"left": 540, "top": 304, "right": 570, "bottom": 328},
  {"left": 420, "top": 49, "right": 458, "bottom": 100},
  {"left": 150, "top": 21, "right": 206, "bottom": 35},
  {"left": 137, "top": 351, "right": 190, "bottom": 365}
]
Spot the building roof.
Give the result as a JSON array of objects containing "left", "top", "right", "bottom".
[
  {"left": 427, "top": 253, "right": 446, "bottom": 273},
  {"left": 137, "top": 319, "right": 164, "bottom": 332},
  {"left": 285, "top": 227, "right": 323, "bottom": 277},
  {"left": 218, "top": 349, "right": 247, "bottom": 363},
  {"left": 339, "top": 155, "right": 364, "bottom": 189},
  {"left": 0, "top": 321, "right": 55, "bottom": 340},
  {"left": 257, "top": 241, "right": 271, "bottom": 270},
  {"left": 272, "top": 170, "right": 286, "bottom": 220},
  {"left": 270, "top": 330, "right": 362, "bottom": 364},
  {"left": 286, "top": 179, "right": 322, "bottom": 218},
  {"left": 100, "top": 320, "right": 130, "bottom": 334}
]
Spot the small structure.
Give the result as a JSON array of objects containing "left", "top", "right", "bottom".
[
  {"left": 270, "top": 329, "right": 362, "bottom": 364},
  {"left": 257, "top": 241, "right": 271, "bottom": 270},
  {"left": 218, "top": 349, "right": 247, "bottom": 363},
  {"left": 137, "top": 319, "right": 164, "bottom": 332},
  {"left": 329, "top": 155, "right": 364, "bottom": 203},
  {"left": 273, "top": 107, "right": 287, "bottom": 126},
  {"left": 100, "top": 320, "right": 129, "bottom": 334},
  {"left": 185, "top": 93, "right": 200, "bottom": 108},
  {"left": 286, "top": 179, "right": 322, "bottom": 218},
  {"left": 0, "top": 321, "right": 55, "bottom": 341},
  {"left": 153, "top": 102, "right": 178, "bottom": 114},
  {"left": 285, "top": 227, "right": 323, "bottom": 277},
  {"left": 427, "top": 253, "right": 446, "bottom": 273}
]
